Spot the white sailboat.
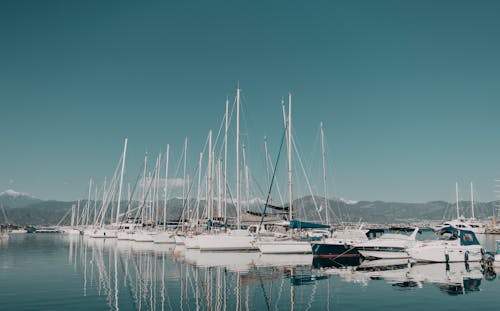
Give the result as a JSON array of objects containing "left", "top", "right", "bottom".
[
  {"left": 195, "top": 87, "right": 259, "bottom": 252},
  {"left": 153, "top": 144, "right": 176, "bottom": 244},
  {"left": 256, "top": 94, "right": 312, "bottom": 254},
  {"left": 87, "top": 138, "right": 128, "bottom": 239}
]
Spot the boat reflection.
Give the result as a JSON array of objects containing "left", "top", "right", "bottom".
[
  {"left": 65, "top": 234, "right": 497, "bottom": 311},
  {"left": 323, "top": 257, "right": 485, "bottom": 295}
]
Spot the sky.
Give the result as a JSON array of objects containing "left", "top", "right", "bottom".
[{"left": 1, "top": 0, "right": 500, "bottom": 203}]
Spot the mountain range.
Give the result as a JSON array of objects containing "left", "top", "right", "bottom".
[{"left": 0, "top": 189, "right": 497, "bottom": 226}]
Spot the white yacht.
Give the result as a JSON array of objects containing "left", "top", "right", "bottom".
[
  {"left": 356, "top": 228, "right": 419, "bottom": 259},
  {"left": 407, "top": 228, "right": 483, "bottom": 262}
]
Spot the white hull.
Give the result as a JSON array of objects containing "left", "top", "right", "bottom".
[
  {"left": 133, "top": 231, "right": 156, "bottom": 242},
  {"left": 257, "top": 240, "right": 312, "bottom": 254},
  {"left": 61, "top": 228, "right": 81, "bottom": 235},
  {"left": 184, "top": 235, "right": 200, "bottom": 249},
  {"left": 358, "top": 250, "right": 410, "bottom": 259},
  {"left": 117, "top": 231, "right": 135, "bottom": 240},
  {"left": 198, "top": 233, "right": 257, "bottom": 252},
  {"left": 255, "top": 254, "right": 313, "bottom": 267},
  {"left": 355, "top": 229, "right": 419, "bottom": 260},
  {"left": 153, "top": 231, "right": 175, "bottom": 244},
  {"left": 174, "top": 235, "right": 186, "bottom": 245},
  {"left": 88, "top": 228, "right": 117, "bottom": 238},
  {"left": 10, "top": 229, "right": 28, "bottom": 234}
]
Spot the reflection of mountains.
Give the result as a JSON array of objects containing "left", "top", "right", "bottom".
[{"left": 325, "top": 259, "right": 484, "bottom": 295}]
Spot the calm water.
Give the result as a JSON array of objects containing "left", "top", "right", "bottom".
[{"left": 1, "top": 234, "right": 500, "bottom": 310}]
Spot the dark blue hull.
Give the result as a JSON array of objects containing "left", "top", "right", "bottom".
[
  {"left": 311, "top": 242, "right": 362, "bottom": 258},
  {"left": 311, "top": 243, "right": 363, "bottom": 268}
]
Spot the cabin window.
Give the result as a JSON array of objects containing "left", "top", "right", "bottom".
[{"left": 463, "top": 233, "right": 473, "bottom": 242}]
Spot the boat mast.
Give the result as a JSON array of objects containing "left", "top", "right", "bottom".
[
  {"left": 236, "top": 87, "right": 241, "bottom": 229},
  {"left": 76, "top": 199, "right": 80, "bottom": 227},
  {"left": 183, "top": 137, "right": 188, "bottom": 211},
  {"left": 142, "top": 153, "right": 148, "bottom": 206},
  {"left": 116, "top": 138, "right": 128, "bottom": 224},
  {"left": 164, "top": 144, "right": 170, "bottom": 230},
  {"left": 224, "top": 97, "right": 229, "bottom": 227},
  {"left": 242, "top": 145, "right": 250, "bottom": 212},
  {"left": 208, "top": 129, "right": 213, "bottom": 222},
  {"left": 196, "top": 152, "right": 204, "bottom": 227},
  {"left": 86, "top": 178, "right": 93, "bottom": 226},
  {"left": 287, "top": 93, "right": 293, "bottom": 222},
  {"left": 471, "top": 182, "right": 475, "bottom": 219},
  {"left": 320, "top": 121, "right": 329, "bottom": 225},
  {"left": 455, "top": 182, "right": 460, "bottom": 219}
]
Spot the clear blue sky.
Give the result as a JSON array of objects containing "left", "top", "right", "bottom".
[{"left": 1, "top": 0, "right": 500, "bottom": 202}]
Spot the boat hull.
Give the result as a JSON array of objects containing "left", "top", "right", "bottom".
[
  {"left": 153, "top": 231, "right": 175, "bottom": 244},
  {"left": 257, "top": 240, "right": 312, "bottom": 254},
  {"left": 198, "top": 234, "right": 257, "bottom": 252}
]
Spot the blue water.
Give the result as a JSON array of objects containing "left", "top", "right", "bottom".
[{"left": 1, "top": 234, "right": 499, "bottom": 310}]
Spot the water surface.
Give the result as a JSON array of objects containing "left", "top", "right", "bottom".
[{"left": 1, "top": 234, "right": 499, "bottom": 310}]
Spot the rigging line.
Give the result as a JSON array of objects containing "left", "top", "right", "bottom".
[
  {"left": 122, "top": 158, "right": 145, "bottom": 221},
  {"left": 266, "top": 140, "right": 285, "bottom": 207},
  {"left": 174, "top": 155, "right": 202, "bottom": 230},
  {"left": 291, "top": 135, "right": 323, "bottom": 222},
  {"left": 258, "top": 122, "right": 288, "bottom": 231}
]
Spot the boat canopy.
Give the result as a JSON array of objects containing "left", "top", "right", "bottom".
[
  {"left": 290, "top": 220, "right": 329, "bottom": 229},
  {"left": 437, "top": 226, "right": 480, "bottom": 246}
]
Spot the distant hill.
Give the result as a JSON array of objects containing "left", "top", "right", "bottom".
[
  {"left": 1, "top": 194, "right": 498, "bottom": 226},
  {"left": 0, "top": 189, "right": 42, "bottom": 208}
]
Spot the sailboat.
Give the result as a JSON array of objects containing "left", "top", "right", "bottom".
[
  {"left": 256, "top": 94, "right": 313, "bottom": 254},
  {"left": 87, "top": 138, "right": 128, "bottom": 239},
  {"left": 190, "top": 87, "right": 259, "bottom": 252}
]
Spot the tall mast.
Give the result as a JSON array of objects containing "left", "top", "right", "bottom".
[
  {"left": 320, "top": 122, "right": 329, "bottom": 224},
  {"left": 142, "top": 154, "right": 148, "bottom": 204},
  {"left": 471, "top": 182, "right": 475, "bottom": 219},
  {"left": 86, "top": 178, "right": 93, "bottom": 226},
  {"left": 102, "top": 176, "right": 107, "bottom": 223},
  {"left": 287, "top": 93, "right": 293, "bottom": 222},
  {"left": 196, "top": 152, "right": 204, "bottom": 226},
  {"left": 116, "top": 138, "right": 128, "bottom": 223},
  {"left": 155, "top": 154, "right": 162, "bottom": 225},
  {"left": 455, "top": 182, "right": 460, "bottom": 219},
  {"left": 224, "top": 97, "right": 229, "bottom": 225},
  {"left": 76, "top": 200, "right": 80, "bottom": 227},
  {"left": 208, "top": 129, "right": 213, "bottom": 221},
  {"left": 236, "top": 87, "right": 241, "bottom": 229},
  {"left": 264, "top": 137, "right": 271, "bottom": 191},
  {"left": 164, "top": 144, "right": 170, "bottom": 229},
  {"left": 183, "top": 137, "right": 188, "bottom": 209},
  {"left": 71, "top": 204, "right": 75, "bottom": 227},
  {"left": 242, "top": 145, "right": 250, "bottom": 212},
  {"left": 217, "top": 158, "right": 222, "bottom": 218}
]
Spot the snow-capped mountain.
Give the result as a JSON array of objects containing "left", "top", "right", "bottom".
[{"left": 0, "top": 189, "right": 42, "bottom": 208}]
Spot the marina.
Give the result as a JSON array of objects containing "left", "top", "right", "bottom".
[{"left": 3, "top": 1, "right": 500, "bottom": 310}]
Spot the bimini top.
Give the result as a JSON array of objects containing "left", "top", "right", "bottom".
[
  {"left": 289, "top": 220, "right": 330, "bottom": 229},
  {"left": 437, "top": 226, "right": 480, "bottom": 246}
]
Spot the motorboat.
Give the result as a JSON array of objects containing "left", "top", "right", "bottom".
[
  {"left": 356, "top": 227, "right": 419, "bottom": 259},
  {"left": 407, "top": 227, "right": 483, "bottom": 263},
  {"left": 311, "top": 228, "right": 369, "bottom": 260}
]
